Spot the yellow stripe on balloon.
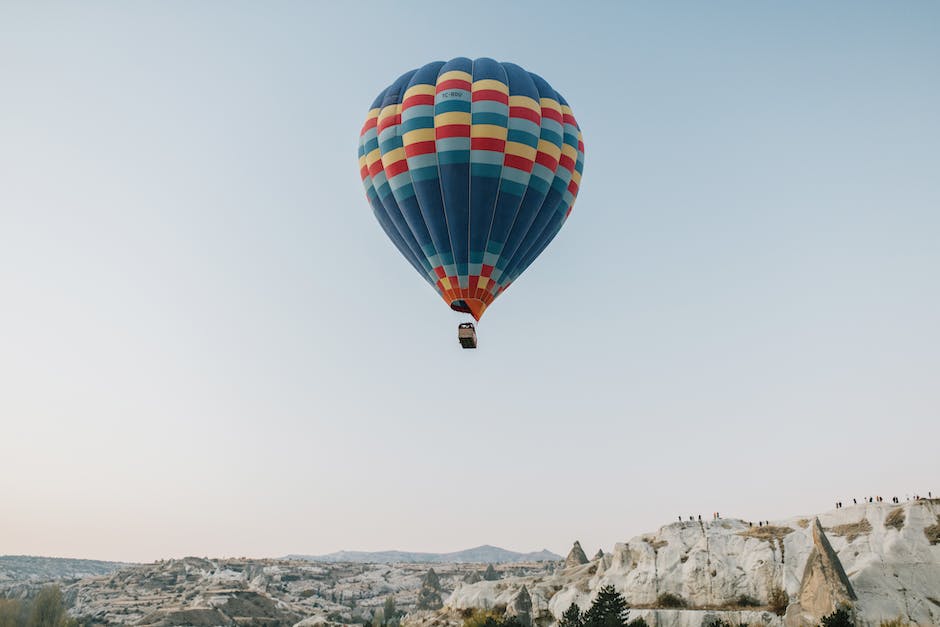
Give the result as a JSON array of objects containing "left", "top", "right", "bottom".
[
  {"left": 537, "top": 139, "right": 562, "bottom": 160},
  {"left": 472, "top": 79, "right": 509, "bottom": 93},
  {"left": 403, "top": 128, "right": 436, "bottom": 144},
  {"left": 505, "top": 141, "right": 537, "bottom": 160},
  {"left": 438, "top": 70, "right": 472, "bottom": 84},
  {"left": 539, "top": 98, "right": 562, "bottom": 114},
  {"left": 561, "top": 143, "right": 578, "bottom": 162},
  {"left": 404, "top": 84, "right": 435, "bottom": 99},
  {"left": 508, "top": 95, "right": 540, "bottom": 112},
  {"left": 380, "top": 147, "right": 406, "bottom": 166},
  {"left": 470, "top": 124, "right": 508, "bottom": 139},
  {"left": 434, "top": 111, "right": 471, "bottom": 126}
]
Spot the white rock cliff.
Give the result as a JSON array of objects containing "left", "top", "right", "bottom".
[{"left": 437, "top": 500, "right": 940, "bottom": 627}]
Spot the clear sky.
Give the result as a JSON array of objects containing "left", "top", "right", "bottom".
[{"left": 1, "top": 2, "right": 938, "bottom": 563}]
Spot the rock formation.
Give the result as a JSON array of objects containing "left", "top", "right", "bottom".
[
  {"left": 463, "top": 570, "right": 482, "bottom": 584},
  {"left": 482, "top": 564, "right": 500, "bottom": 581},
  {"left": 416, "top": 568, "right": 444, "bottom": 611},
  {"left": 786, "top": 519, "right": 857, "bottom": 626},
  {"left": 593, "top": 550, "right": 604, "bottom": 561},
  {"left": 505, "top": 585, "right": 532, "bottom": 627},
  {"left": 564, "top": 542, "right": 589, "bottom": 569}
]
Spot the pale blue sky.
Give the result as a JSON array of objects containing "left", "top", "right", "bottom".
[{"left": 1, "top": 2, "right": 938, "bottom": 563}]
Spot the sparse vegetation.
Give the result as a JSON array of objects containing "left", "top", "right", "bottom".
[
  {"left": 701, "top": 620, "right": 745, "bottom": 627},
  {"left": 924, "top": 516, "right": 940, "bottom": 545},
  {"left": 0, "top": 586, "right": 79, "bottom": 627},
  {"left": 829, "top": 519, "right": 873, "bottom": 543},
  {"left": 879, "top": 618, "right": 909, "bottom": 627},
  {"left": 732, "top": 594, "right": 760, "bottom": 608},
  {"left": 884, "top": 508, "right": 905, "bottom": 531},
  {"left": 737, "top": 526, "right": 794, "bottom": 542},
  {"left": 768, "top": 586, "right": 789, "bottom": 616},
  {"left": 655, "top": 592, "right": 686, "bottom": 608}
]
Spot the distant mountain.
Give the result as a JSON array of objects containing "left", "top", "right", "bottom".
[
  {"left": 0, "top": 555, "right": 128, "bottom": 582},
  {"left": 287, "top": 545, "right": 562, "bottom": 564}
]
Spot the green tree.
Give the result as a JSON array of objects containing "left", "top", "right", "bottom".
[
  {"left": 583, "top": 585, "right": 629, "bottom": 627},
  {"left": 559, "top": 603, "right": 583, "bottom": 627},
  {"left": 820, "top": 608, "right": 854, "bottom": 627}
]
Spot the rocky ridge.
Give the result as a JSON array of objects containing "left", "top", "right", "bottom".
[
  {"left": 291, "top": 547, "right": 561, "bottom": 565},
  {"left": 437, "top": 499, "right": 940, "bottom": 627},
  {"left": 0, "top": 558, "right": 550, "bottom": 626}
]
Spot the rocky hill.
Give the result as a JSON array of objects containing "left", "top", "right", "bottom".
[
  {"left": 434, "top": 499, "right": 940, "bottom": 627},
  {"left": 290, "top": 546, "right": 561, "bottom": 565},
  {"left": 0, "top": 555, "right": 127, "bottom": 582},
  {"left": 33, "top": 558, "right": 550, "bottom": 626}
]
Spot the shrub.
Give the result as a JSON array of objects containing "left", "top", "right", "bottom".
[
  {"left": 820, "top": 607, "right": 853, "bottom": 627},
  {"left": 879, "top": 619, "right": 908, "bottom": 627},
  {"left": 0, "top": 598, "right": 26, "bottom": 627},
  {"left": 462, "top": 612, "right": 523, "bottom": 627},
  {"left": 768, "top": 587, "right": 789, "bottom": 616},
  {"left": 655, "top": 592, "right": 686, "bottom": 608},
  {"left": 627, "top": 619, "right": 648, "bottom": 627}
]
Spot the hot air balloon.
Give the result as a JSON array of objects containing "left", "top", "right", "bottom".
[{"left": 357, "top": 58, "right": 584, "bottom": 348}]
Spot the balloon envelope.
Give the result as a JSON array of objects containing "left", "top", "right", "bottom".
[{"left": 358, "top": 57, "right": 584, "bottom": 320}]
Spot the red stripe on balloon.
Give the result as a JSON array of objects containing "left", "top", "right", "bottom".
[
  {"left": 436, "top": 124, "right": 470, "bottom": 139},
  {"left": 402, "top": 94, "right": 434, "bottom": 109},
  {"left": 471, "top": 137, "right": 505, "bottom": 152},
  {"left": 540, "top": 108, "right": 563, "bottom": 123},
  {"left": 509, "top": 107, "right": 540, "bottom": 124},
  {"left": 471, "top": 90, "right": 509, "bottom": 104},
  {"left": 360, "top": 117, "right": 378, "bottom": 135},
  {"left": 404, "top": 141, "right": 437, "bottom": 157},
  {"left": 535, "top": 152, "right": 558, "bottom": 171},
  {"left": 384, "top": 159, "right": 409, "bottom": 178},
  {"left": 436, "top": 79, "right": 471, "bottom": 93},
  {"left": 503, "top": 154, "right": 534, "bottom": 172},
  {"left": 377, "top": 114, "right": 401, "bottom": 133}
]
